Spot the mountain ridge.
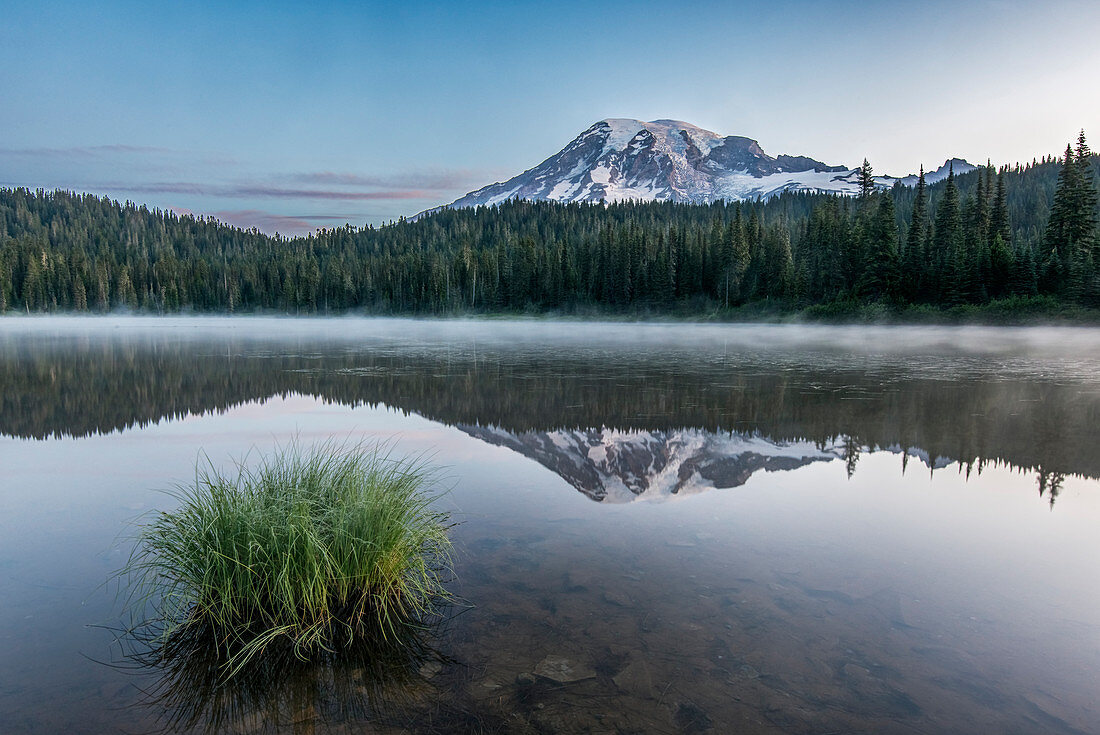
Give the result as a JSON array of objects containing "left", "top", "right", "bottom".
[
  {"left": 456, "top": 424, "right": 958, "bottom": 503},
  {"left": 435, "top": 118, "right": 975, "bottom": 213}
]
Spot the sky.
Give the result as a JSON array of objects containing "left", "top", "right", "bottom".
[{"left": 2, "top": 0, "right": 1099, "bottom": 235}]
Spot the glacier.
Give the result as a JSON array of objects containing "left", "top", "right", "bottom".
[{"left": 438, "top": 118, "right": 975, "bottom": 212}]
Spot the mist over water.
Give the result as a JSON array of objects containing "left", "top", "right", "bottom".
[
  {"left": 2, "top": 317, "right": 1100, "bottom": 733},
  {"left": 9, "top": 313, "right": 1100, "bottom": 355}
]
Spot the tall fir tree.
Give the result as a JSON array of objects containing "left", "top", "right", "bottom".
[
  {"left": 988, "top": 174, "right": 1014, "bottom": 299},
  {"left": 1043, "top": 137, "right": 1097, "bottom": 299},
  {"left": 858, "top": 191, "right": 901, "bottom": 301},
  {"left": 952, "top": 194, "right": 980, "bottom": 303},
  {"left": 1073, "top": 131, "right": 1098, "bottom": 251},
  {"left": 762, "top": 224, "right": 794, "bottom": 300},
  {"left": 1075, "top": 130, "right": 1100, "bottom": 303},
  {"left": 725, "top": 207, "right": 749, "bottom": 306},
  {"left": 858, "top": 159, "right": 876, "bottom": 201},
  {"left": 903, "top": 166, "right": 928, "bottom": 301},
  {"left": 989, "top": 168, "right": 1011, "bottom": 247},
  {"left": 931, "top": 166, "right": 961, "bottom": 301}
]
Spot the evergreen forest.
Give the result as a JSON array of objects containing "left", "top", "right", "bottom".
[{"left": 1, "top": 134, "right": 1098, "bottom": 319}]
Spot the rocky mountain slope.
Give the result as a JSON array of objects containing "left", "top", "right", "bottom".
[
  {"left": 442, "top": 118, "right": 974, "bottom": 210},
  {"left": 459, "top": 424, "right": 842, "bottom": 502}
]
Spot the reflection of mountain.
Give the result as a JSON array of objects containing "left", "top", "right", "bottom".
[
  {"left": 2, "top": 323, "right": 1099, "bottom": 496},
  {"left": 460, "top": 425, "right": 839, "bottom": 502}
]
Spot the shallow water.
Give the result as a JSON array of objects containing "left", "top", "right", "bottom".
[{"left": 2, "top": 317, "right": 1100, "bottom": 733}]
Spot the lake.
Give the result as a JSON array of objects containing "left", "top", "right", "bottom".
[{"left": 2, "top": 316, "right": 1099, "bottom": 734}]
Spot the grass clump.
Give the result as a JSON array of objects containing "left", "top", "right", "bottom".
[{"left": 124, "top": 440, "right": 452, "bottom": 675}]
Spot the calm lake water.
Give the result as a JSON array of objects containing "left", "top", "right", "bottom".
[{"left": 2, "top": 317, "right": 1100, "bottom": 734}]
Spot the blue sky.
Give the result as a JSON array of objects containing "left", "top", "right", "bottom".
[{"left": 2, "top": 0, "right": 1098, "bottom": 234}]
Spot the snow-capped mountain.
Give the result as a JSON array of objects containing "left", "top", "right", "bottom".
[
  {"left": 458, "top": 425, "right": 842, "bottom": 503},
  {"left": 894, "top": 158, "right": 974, "bottom": 187},
  {"left": 442, "top": 119, "right": 975, "bottom": 209}
]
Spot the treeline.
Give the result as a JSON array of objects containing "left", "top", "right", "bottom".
[{"left": 1, "top": 135, "right": 1097, "bottom": 314}]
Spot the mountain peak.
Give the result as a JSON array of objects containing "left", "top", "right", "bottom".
[
  {"left": 894, "top": 158, "right": 978, "bottom": 187},
  {"left": 440, "top": 119, "right": 972, "bottom": 211}
]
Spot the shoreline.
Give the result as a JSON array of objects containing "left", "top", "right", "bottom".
[{"left": 4, "top": 300, "right": 1100, "bottom": 327}]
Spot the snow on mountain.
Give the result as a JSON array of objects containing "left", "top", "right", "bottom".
[
  {"left": 439, "top": 119, "right": 976, "bottom": 211},
  {"left": 458, "top": 424, "right": 963, "bottom": 503},
  {"left": 894, "top": 158, "right": 977, "bottom": 186},
  {"left": 458, "top": 425, "right": 842, "bottom": 503}
]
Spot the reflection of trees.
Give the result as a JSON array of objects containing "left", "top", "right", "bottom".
[
  {"left": 842, "top": 436, "right": 861, "bottom": 479},
  {"left": 2, "top": 331, "right": 1099, "bottom": 487},
  {"left": 114, "top": 617, "right": 443, "bottom": 735},
  {"left": 1038, "top": 469, "right": 1066, "bottom": 509}
]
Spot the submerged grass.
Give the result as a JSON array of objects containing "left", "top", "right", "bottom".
[
  {"left": 122, "top": 440, "right": 452, "bottom": 675},
  {"left": 115, "top": 610, "right": 443, "bottom": 733}
]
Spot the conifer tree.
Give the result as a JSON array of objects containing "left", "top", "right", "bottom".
[
  {"left": 990, "top": 169, "right": 1011, "bottom": 248},
  {"left": 652, "top": 231, "right": 672, "bottom": 303},
  {"left": 22, "top": 253, "right": 42, "bottom": 311},
  {"left": 903, "top": 167, "right": 928, "bottom": 301},
  {"left": 988, "top": 232, "right": 1014, "bottom": 298},
  {"left": 1011, "top": 243, "right": 1039, "bottom": 296},
  {"left": 745, "top": 209, "right": 764, "bottom": 298},
  {"left": 1038, "top": 244, "right": 1067, "bottom": 296},
  {"left": 858, "top": 159, "right": 875, "bottom": 201},
  {"left": 0, "top": 268, "right": 7, "bottom": 313},
  {"left": 975, "top": 166, "right": 993, "bottom": 292},
  {"left": 706, "top": 217, "right": 724, "bottom": 298},
  {"left": 931, "top": 166, "right": 961, "bottom": 300},
  {"left": 1044, "top": 136, "right": 1097, "bottom": 299},
  {"left": 763, "top": 224, "right": 794, "bottom": 299},
  {"left": 725, "top": 208, "right": 749, "bottom": 306},
  {"left": 802, "top": 197, "right": 847, "bottom": 301},
  {"left": 1074, "top": 130, "right": 1098, "bottom": 256},
  {"left": 858, "top": 191, "right": 900, "bottom": 300},
  {"left": 1045, "top": 144, "right": 1081, "bottom": 259},
  {"left": 1076, "top": 131, "right": 1100, "bottom": 304}
]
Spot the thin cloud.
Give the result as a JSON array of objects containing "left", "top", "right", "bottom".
[
  {"left": 212, "top": 210, "right": 317, "bottom": 234},
  {"left": 233, "top": 185, "right": 430, "bottom": 200},
  {"left": 169, "top": 208, "right": 368, "bottom": 235},
  {"left": 101, "top": 182, "right": 432, "bottom": 201},
  {"left": 292, "top": 168, "right": 491, "bottom": 191},
  {"left": 0, "top": 146, "right": 490, "bottom": 194},
  {"left": 286, "top": 213, "right": 366, "bottom": 221},
  {"left": 0, "top": 144, "right": 174, "bottom": 158},
  {"left": 0, "top": 144, "right": 241, "bottom": 170}
]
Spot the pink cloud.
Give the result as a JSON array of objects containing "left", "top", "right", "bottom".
[
  {"left": 104, "top": 182, "right": 431, "bottom": 201},
  {"left": 211, "top": 210, "right": 318, "bottom": 235},
  {"left": 198, "top": 210, "right": 375, "bottom": 235},
  {"left": 292, "top": 168, "right": 490, "bottom": 191},
  {"left": 0, "top": 144, "right": 174, "bottom": 158},
  {"left": 231, "top": 185, "right": 430, "bottom": 200}
]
